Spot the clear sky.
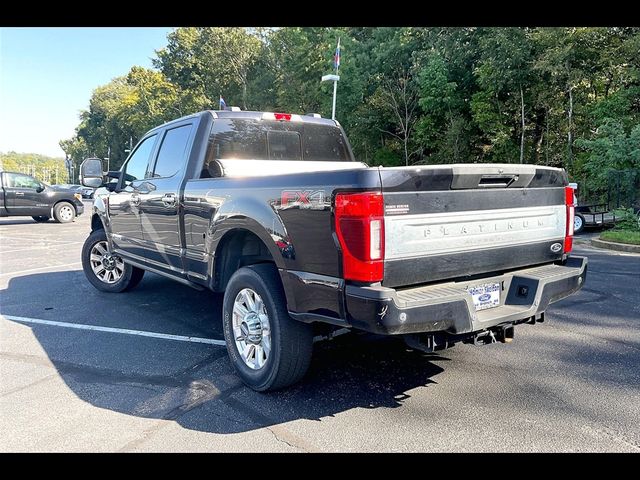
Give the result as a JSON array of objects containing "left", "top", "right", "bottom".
[{"left": 0, "top": 27, "right": 173, "bottom": 158}]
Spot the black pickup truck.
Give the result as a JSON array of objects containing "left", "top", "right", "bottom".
[
  {"left": 0, "top": 171, "right": 84, "bottom": 223},
  {"left": 80, "top": 110, "right": 587, "bottom": 391}
]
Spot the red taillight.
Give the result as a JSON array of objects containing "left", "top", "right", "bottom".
[
  {"left": 334, "top": 192, "right": 384, "bottom": 282},
  {"left": 274, "top": 112, "right": 292, "bottom": 121},
  {"left": 565, "top": 186, "right": 574, "bottom": 254}
]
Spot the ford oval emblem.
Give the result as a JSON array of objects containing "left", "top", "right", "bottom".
[
  {"left": 478, "top": 293, "right": 492, "bottom": 302},
  {"left": 550, "top": 242, "right": 562, "bottom": 253}
]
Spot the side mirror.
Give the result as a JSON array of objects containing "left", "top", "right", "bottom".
[
  {"left": 80, "top": 158, "right": 105, "bottom": 188},
  {"left": 36, "top": 183, "right": 45, "bottom": 193}
]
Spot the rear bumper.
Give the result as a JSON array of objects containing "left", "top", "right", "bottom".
[{"left": 345, "top": 256, "right": 587, "bottom": 335}]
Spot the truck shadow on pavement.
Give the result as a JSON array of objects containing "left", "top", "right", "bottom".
[{"left": 2, "top": 270, "right": 448, "bottom": 435}]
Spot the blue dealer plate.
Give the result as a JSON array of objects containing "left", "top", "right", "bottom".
[{"left": 466, "top": 282, "right": 501, "bottom": 311}]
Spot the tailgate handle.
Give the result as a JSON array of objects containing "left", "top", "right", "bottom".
[{"left": 478, "top": 175, "right": 518, "bottom": 188}]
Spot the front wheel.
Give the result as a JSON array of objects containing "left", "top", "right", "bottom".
[
  {"left": 222, "top": 264, "right": 313, "bottom": 392},
  {"left": 53, "top": 202, "right": 75, "bottom": 223},
  {"left": 574, "top": 213, "right": 585, "bottom": 234},
  {"left": 81, "top": 229, "right": 145, "bottom": 293}
]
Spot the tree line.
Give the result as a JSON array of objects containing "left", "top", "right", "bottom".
[
  {"left": 61, "top": 27, "right": 640, "bottom": 201},
  {"left": 0, "top": 152, "right": 67, "bottom": 184}
]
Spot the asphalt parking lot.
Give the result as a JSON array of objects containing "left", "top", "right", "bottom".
[{"left": 1, "top": 203, "right": 639, "bottom": 452}]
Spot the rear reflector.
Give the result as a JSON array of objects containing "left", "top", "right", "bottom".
[
  {"left": 565, "top": 186, "right": 575, "bottom": 254},
  {"left": 334, "top": 192, "right": 384, "bottom": 282}
]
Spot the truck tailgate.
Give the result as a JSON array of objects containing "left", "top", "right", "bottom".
[{"left": 380, "top": 164, "right": 569, "bottom": 288}]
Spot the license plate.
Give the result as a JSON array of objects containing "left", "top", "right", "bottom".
[{"left": 466, "top": 282, "right": 501, "bottom": 311}]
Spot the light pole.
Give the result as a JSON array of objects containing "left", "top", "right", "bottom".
[
  {"left": 104, "top": 146, "right": 111, "bottom": 173},
  {"left": 322, "top": 38, "right": 341, "bottom": 120},
  {"left": 321, "top": 74, "right": 340, "bottom": 120}
]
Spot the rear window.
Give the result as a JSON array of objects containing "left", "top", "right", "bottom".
[
  {"left": 202, "top": 118, "right": 351, "bottom": 176},
  {"left": 267, "top": 131, "right": 301, "bottom": 160}
]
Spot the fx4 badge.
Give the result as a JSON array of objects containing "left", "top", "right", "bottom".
[{"left": 280, "top": 190, "right": 326, "bottom": 210}]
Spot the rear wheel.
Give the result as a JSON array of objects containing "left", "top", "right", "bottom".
[
  {"left": 82, "top": 229, "right": 145, "bottom": 293},
  {"left": 53, "top": 202, "right": 75, "bottom": 223},
  {"left": 32, "top": 215, "right": 49, "bottom": 223},
  {"left": 574, "top": 213, "right": 585, "bottom": 234},
  {"left": 222, "top": 263, "right": 313, "bottom": 391}
]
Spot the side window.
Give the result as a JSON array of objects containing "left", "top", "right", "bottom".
[
  {"left": 123, "top": 135, "right": 157, "bottom": 183},
  {"left": 4, "top": 173, "right": 19, "bottom": 187},
  {"left": 5, "top": 173, "right": 40, "bottom": 189},
  {"left": 149, "top": 124, "right": 192, "bottom": 178}
]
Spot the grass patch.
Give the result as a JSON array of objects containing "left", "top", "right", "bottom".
[{"left": 600, "top": 230, "right": 640, "bottom": 245}]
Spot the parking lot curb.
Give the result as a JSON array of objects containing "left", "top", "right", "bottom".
[{"left": 591, "top": 237, "right": 640, "bottom": 253}]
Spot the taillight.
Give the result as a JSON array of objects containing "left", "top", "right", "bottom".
[
  {"left": 565, "top": 186, "right": 574, "bottom": 254},
  {"left": 334, "top": 192, "right": 384, "bottom": 282},
  {"left": 274, "top": 113, "right": 291, "bottom": 121},
  {"left": 262, "top": 112, "right": 302, "bottom": 122}
]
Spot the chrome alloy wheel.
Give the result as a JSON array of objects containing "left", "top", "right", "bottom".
[
  {"left": 89, "top": 241, "right": 124, "bottom": 284},
  {"left": 232, "top": 288, "right": 272, "bottom": 370},
  {"left": 59, "top": 205, "right": 74, "bottom": 222}
]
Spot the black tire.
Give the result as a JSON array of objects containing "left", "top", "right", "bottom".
[
  {"left": 81, "top": 229, "right": 145, "bottom": 293},
  {"left": 222, "top": 263, "right": 313, "bottom": 392},
  {"left": 53, "top": 201, "right": 76, "bottom": 223},
  {"left": 32, "top": 216, "right": 49, "bottom": 223},
  {"left": 574, "top": 213, "right": 585, "bottom": 234}
]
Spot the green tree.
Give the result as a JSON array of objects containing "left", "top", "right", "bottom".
[
  {"left": 0, "top": 152, "right": 66, "bottom": 184},
  {"left": 471, "top": 28, "right": 534, "bottom": 163},
  {"left": 575, "top": 119, "right": 640, "bottom": 199},
  {"left": 155, "top": 27, "right": 262, "bottom": 109}
]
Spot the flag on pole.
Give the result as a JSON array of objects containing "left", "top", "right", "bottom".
[
  {"left": 219, "top": 96, "right": 227, "bottom": 110},
  {"left": 333, "top": 38, "right": 341, "bottom": 71}
]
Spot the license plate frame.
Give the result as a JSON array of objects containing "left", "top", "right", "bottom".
[{"left": 466, "top": 282, "right": 501, "bottom": 311}]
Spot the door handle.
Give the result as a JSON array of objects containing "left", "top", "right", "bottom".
[
  {"left": 130, "top": 193, "right": 140, "bottom": 206},
  {"left": 162, "top": 193, "right": 177, "bottom": 207},
  {"left": 15, "top": 192, "right": 24, "bottom": 196}
]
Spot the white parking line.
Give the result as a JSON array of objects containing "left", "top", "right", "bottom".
[
  {"left": 1, "top": 242, "right": 84, "bottom": 254},
  {"left": 0, "top": 262, "right": 82, "bottom": 278},
  {"left": 2, "top": 315, "right": 226, "bottom": 346},
  {"left": 0, "top": 235, "right": 82, "bottom": 244}
]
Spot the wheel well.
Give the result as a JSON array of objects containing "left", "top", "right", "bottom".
[
  {"left": 91, "top": 214, "right": 104, "bottom": 232},
  {"left": 213, "top": 230, "right": 275, "bottom": 291}
]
